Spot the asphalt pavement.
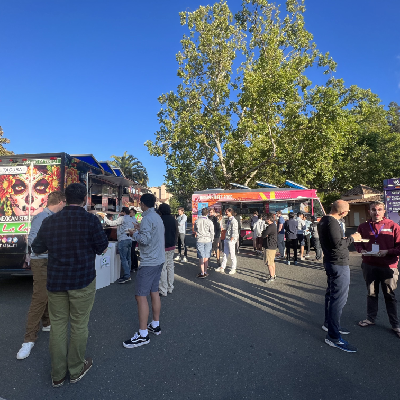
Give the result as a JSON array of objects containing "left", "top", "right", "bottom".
[{"left": 1, "top": 235, "right": 400, "bottom": 400}]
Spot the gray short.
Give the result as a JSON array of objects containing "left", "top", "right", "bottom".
[
  {"left": 135, "top": 264, "right": 163, "bottom": 296},
  {"left": 196, "top": 241, "right": 212, "bottom": 259}
]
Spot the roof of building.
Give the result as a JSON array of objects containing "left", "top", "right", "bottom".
[
  {"left": 347, "top": 195, "right": 383, "bottom": 204},
  {"left": 342, "top": 185, "right": 382, "bottom": 197}
]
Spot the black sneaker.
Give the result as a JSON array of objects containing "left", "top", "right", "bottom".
[
  {"left": 117, "top": 277, "right": 131, "bottom": 284},
  {"left": 322, "top": 324, "right": 350, "bottom": 335},
  {"left": 197, "top": 273, "right": 206, "bottom": 279},
  {"left": 266, "top": 276, "right": 276, "bottom": 283},
  {"left": 123, "top": 332, "right": 150, "bottom": 348},
  {"left": 147, "top": 323, "right": 161, "bottom": 336},
  {"left": 324, "top": 337, "right": 357, "bottom": 353}
]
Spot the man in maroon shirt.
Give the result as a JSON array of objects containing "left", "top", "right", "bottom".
[{"left": 355, "top": 201, "right": 400, "bottom": 337}]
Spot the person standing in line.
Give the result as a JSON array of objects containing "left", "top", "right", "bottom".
[
  {"left": 234, "top": 211, "right": 242, "bottom": 254},
  {"left": 101, "top": 207, "right": 134, "bottom": 284},
  {"left": 296, "top": 212, "right": 306, "bottom": 260},
  {"left": 216, "top": 208, "right": 239, "bottom": 275},
  {"left": 251, "top": 211, "right": 259, "bottom": 251},
  {"left": 158, "top": 203, "right": 178, "bottom": 297},
  {"left": 174, "top": 207, "right": 188, "bottom": 262},
  {"left": 16, "top": 191, "right": 66, "bottom": 360},
  {"left": 284, "top": 213, "right": 298, "bottom": 265},
  {"left": 276, "top": 210, "right": 285, "bottom": 259},
  {"left": 129, "top": 208, "right": 139, "bottom": 271},
  {"left": 318, "top": 200, "right": 361, "bottom": 353},
  {"left": 354, "top": 201, "right": 400, "bottom": 337},
  {"left": 262, "top": 213, "right": 278, "bottom": 283},
  {"left": 304, "top": 216, "right": 312, "bottom": 258},
  {"left": 123, "top": 194, "right": 165, "bottom": 349},
  {"left": 31, "top": 183, "right": 108, "bottom": 387},
  {"left": 309, "top": 216, "right": 322, "bottom": 262},
  {"left": 253, "top": 216, "right": 266, "bottom": 255},
  {"left": 194, "top": 207, "right": 214, "bottom": 278},
  {"left": 209, "top": 208, "right": 221, "bottom": 266}
]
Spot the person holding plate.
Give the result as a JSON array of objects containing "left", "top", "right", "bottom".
[{"left": 355, "top": 201, "right": 400, "bottom": 337}]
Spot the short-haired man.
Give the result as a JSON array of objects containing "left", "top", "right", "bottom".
[
  {"left": 32, "top": 183, "right": 108, "bottom": 386},
  {"left": 174, "top": 207, "right": 188, "bottom": 262},
  {"left": 276, "top": 211, "right": 285, "bottom": 259},
  {"left": 123, "top": 193, "right": 165, "bottom": 348},
  {"left": 253, "top": 216, "right": 266, "bottom": 255},
  {"left": 194, "top": 207, "right": 214, "bottom": 278},
  {"left": 296, "top": 212, "right": 306, "bottom": 260},
  {"left": 262, "top": 213, "right": 278, "bottom": 283},
  {"left": 16, "top": 191, "right": 66, "bottom": 360},
  {"left": 101, "top": 207, "right": 134, "bottom": 284},
  {"left": 209, "top": 208, "right": 221, "bottom": 265},
  {"left": 250, "top": 211, "right": 259, "bottom": 251},
  {"left": 318, "top": 200, "right": 361, "bottom": 353},
  {"left": 355, "top": 201, "right": 400, "bottom": 337},
  {"left": 310, "top": 216, "right": 322, "bottom": 262},
  {"left": 216, "top": 208, "right": 239, "bottom": 275},
  {"left": 284, "top": 213, "right": 298, "bottom": 265}
]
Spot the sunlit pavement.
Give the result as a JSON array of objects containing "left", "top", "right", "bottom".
[{"left": 1, "top": 238, "right": 399, "bottom": 400}]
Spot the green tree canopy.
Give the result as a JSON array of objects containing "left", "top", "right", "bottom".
[
  {"left": 109, "top": 151, "right": 149, "bottom": 186},
  {"left": 146, "top": 0, "right": 400, "bottom": 202}
]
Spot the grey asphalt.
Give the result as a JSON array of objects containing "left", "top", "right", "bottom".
[{"left": 1, "top": 236, "right": 400, "bottom": 400}]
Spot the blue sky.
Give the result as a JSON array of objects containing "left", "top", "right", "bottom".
[{"left": 1, "top": 0, "right": 399, "bottom": 187}]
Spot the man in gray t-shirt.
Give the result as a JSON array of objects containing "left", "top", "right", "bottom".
[{"left": 194, "top": 208, "right": 214, "bottom": 278}]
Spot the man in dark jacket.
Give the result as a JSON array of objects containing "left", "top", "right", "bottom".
[
  {"left": 310, "top": 216, "right": 322, "bottom": 262},
  {"left": 32, "top": 183, "right": 108, "bottom": 387},
  {"left": 318, "top": 200, "right": 361, "bottom": 353},
  {"left": 262, "top": 213, "right": 278, "bottom": 283},
  {"left": 284, "top": 212, "right": 298, "bottom": 265},
  {"left": 209, "top": 208, "right": 221, "bottom": 265},
  {"left": 158, "top": 203, "right": 178, "bottom": 296}
]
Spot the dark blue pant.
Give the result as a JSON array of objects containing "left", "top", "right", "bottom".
[{"left": 324, "top": 263, "right": 350, "bottom": 340}]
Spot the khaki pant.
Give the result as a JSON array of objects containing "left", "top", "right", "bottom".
[
  {"left": 48, "top": 279, "right": 96, "bottom": 381},
  {"left": 159, "top": 250, "right": 175, "bottom": 296},
  {"left": 24, "top": 258, "right": 50, "bottom": 343}
]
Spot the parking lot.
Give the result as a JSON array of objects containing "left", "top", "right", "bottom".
[{"left": 1, "top": 237, "right": 400, "bottom": 400}]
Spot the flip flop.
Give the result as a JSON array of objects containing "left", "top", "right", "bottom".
[{"left": 358, "top": 319, "right": 375, "bottom": 327}]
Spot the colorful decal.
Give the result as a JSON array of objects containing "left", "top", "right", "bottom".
[{"left": 0, "top": 162, "right": 62, "bottom": 234}]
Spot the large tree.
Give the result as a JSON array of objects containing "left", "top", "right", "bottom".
[
  {"left": 109, "top": 151, "right": 149, "bottom": 186},
  {"left": 147, "top": 0, "right": 397, "bottom": 200},
  {"left": 0, "top": 126, "right": 14, "bottom": 156}
]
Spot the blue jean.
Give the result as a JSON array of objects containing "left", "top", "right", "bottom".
[
  {"left": 324, "top": 263, "right": 350, "bottom": 340},
  {"left": 118, "top": 239, "right": 132, "bottom": 279}
]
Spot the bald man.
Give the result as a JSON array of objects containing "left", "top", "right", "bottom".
[{"left": 318, "top": 200, "right": 362, "bottom": 353}]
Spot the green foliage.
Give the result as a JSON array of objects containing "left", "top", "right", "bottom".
[
  {"left": 0, "top": 126, "right": 14, "bottom": 156},
  {"left": 109, "top": 151, "right": 149, "bottom": 186},
  {"left": 147, "top": 0, "right": 399, "bottom": 201}
]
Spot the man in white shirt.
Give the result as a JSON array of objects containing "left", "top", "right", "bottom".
[{"left": 101, "top": 207, "right": 134, "bottom": 283}]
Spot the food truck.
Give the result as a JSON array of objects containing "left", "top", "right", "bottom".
[
  {"left": 192, "top": 185, "right": 325, "bottom": 242},
  {"left": 0, "top": 152, "right": 143, "bottom": 273}
]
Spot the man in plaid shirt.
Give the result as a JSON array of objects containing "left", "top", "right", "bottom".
[{"left": 32, "top": 183, "right": 108, "bottom": 387}]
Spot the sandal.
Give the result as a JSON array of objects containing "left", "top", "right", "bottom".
[{"left": 358, "top": 319, "right": 375, "bottom": 327}]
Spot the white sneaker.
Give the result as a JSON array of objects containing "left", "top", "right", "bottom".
[
  {"left": 42, "top": 325, "right": 51, "bottom": 332},
  {"left": 229, "top": 269, "right": 236, "bottom": 275},
  {"left": 215, "top": 266, "right": 225, "bottom": 272},
  {"left": 17, "top": 342, "right": 34, "bottom": 359},
  {"left": 182, "top": 257, "right": 188, "bottom": 262},
  {"left": 174, "top": 256, "right": 181, "bottom": 261}
]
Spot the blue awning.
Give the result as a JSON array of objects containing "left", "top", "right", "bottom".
[
  {"left": 99, "top": 162, "right": 116, "bottom": 176},
  {"left": 112, "top": 168, "right": 123, "bottom": 177},
  {"left": 256, "top": 181, "right": 278, "bottom": 188},
  {"left": 71, "top": 154, "right": 104, "bottom": 171},
  {"left": 285, "top": 180, "right": 308, "bottom": 190}
]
